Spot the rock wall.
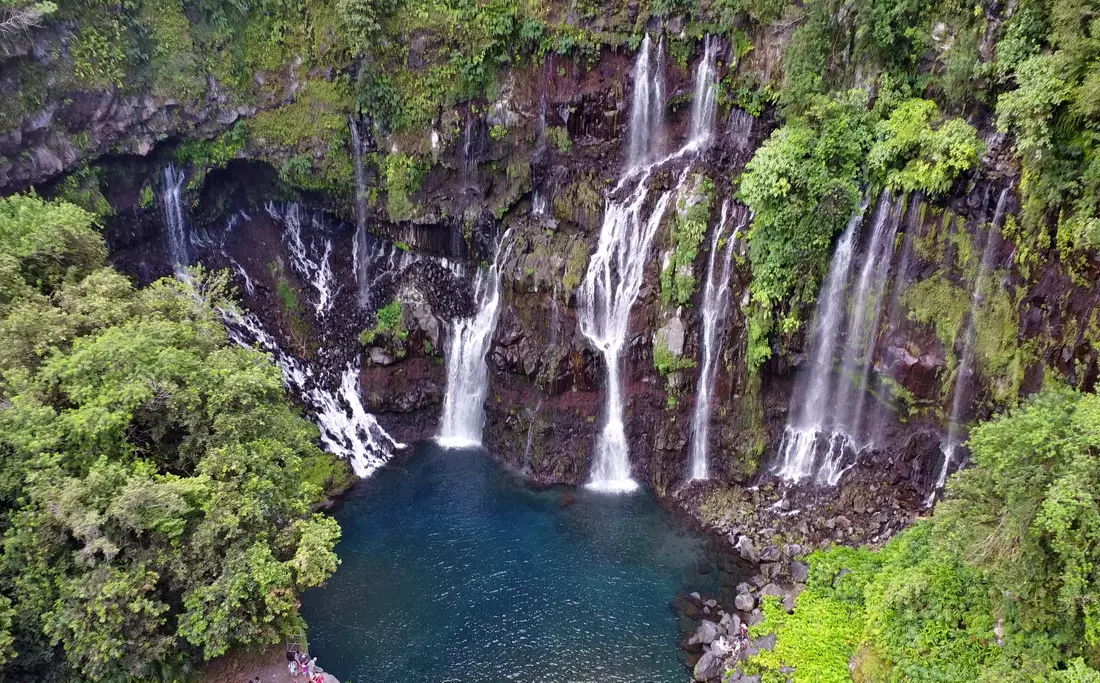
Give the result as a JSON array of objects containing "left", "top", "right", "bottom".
[{"left": 11, "top": 25, "right": 1100, "bottom": 548}]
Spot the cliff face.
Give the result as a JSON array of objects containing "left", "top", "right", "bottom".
[{"left": 7, "top": 6, "right": 1100, "bottom": 547}]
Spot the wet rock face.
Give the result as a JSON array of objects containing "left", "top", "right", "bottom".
[{"left": 0, "top": 24, "right": 270, "bottom": 194}]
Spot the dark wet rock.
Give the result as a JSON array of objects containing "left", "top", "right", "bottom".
[{"left": 756, "top": 633, "right": 777, "bottom": 652}]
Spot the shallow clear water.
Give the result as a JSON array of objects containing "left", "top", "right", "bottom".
[{"left": 301, "top": 442, "right": 720, "bottom": 682}]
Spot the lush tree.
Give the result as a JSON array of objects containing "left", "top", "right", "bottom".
[
  {"left": 751, "top": 387, "right": 1100, "bottom": 682},
  {"left": 0, "top": 194, "right": 342, "bottom": 682}
]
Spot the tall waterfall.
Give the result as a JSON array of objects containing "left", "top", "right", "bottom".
[
  {"left": 688, "top": 200, "right": 747, "bottom": 480},
  {"left": 775, "top": 192, "right": 903, "bottom": 485},
  {"left": 626, "top": 34, "right": 666, "bottom": 169},
  {"left": 930, "top": 186, "right": 1011, "bottom": 497},
  {"left": 687, "top": 35, "right": 719, "bottom": 150},
  {"left": 438, "top": 231, "right": 514, "bottom": 447},
  {"left": 161, "top": 164, "right": 190, "bottom": 270},
  {"left": 579, "top": 34, "right": 717, "bottom": 493}
]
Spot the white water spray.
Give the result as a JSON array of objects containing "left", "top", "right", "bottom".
[
  {"left": 266, "top": 203, "right": 337, "bottom": 317},
  {"left": 580, "top": 34, "right": 724, "bottom": 493},
  {"left": 438, "top": 231, "right": 514, "bottom": 448},
  {"left": 775, "top": 192, "right": 903, "bottom": 485},
  {"left": 688, "top": 200, "right": 747, "bottom": 480},
  {"left": 161, "top": 164, "right": 190, "bottom": 270},
  {"left": 687, "top": 35, "right": 719, "bottom": 150},
  {"left": 626, "top": 34, "right": 666, "bottom": 169},
  {"left": 223, "top": 309, "right": 402, "bottom": 477}
]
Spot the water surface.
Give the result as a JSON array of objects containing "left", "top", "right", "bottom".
[{"left": 301, "top": 442, "right": 721, "bottom": 682}]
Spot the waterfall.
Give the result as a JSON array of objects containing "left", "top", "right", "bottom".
[
  {"left": 350, "top": 117, "right": 371, "bottom": 305},
  {"left": 161, "top": 164, "right": 190, "bottom": 270},
  {"left": 223, "top": 309, "right": 401, "bottom": 477},
  {"left": 266, "top": 203, "right": 336, "bottom": 317},
  {"left": 580, "top": 33, "right": 724, "bottom": 493},
  {"left": 687, "top": 35, "right": 719, "bottom": 150},
  {"left": 775, "top": 192, "right": 903, "bottom": 485},
  {"left": 354, "top": 230, "right": 419, "bottom": 309},
  {"left": 350, "top": 117, "right": 369, "bottom": 235},
  {"left": 438, "top": 231, "right": 514, "bottom": 447},
  {"left": 627, "top": 34, "right": 666, "bottom": 169},
  {"left": 930, "top": 186, "right": 1011, "bottom": 499},
  {"left": 688, "top": 200, "right": 748, "bottom": 480},
  {"left": 580, "top": 176, "right": 677, "bottom": 492}
]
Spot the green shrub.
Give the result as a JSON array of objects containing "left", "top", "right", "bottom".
[
  {"left": 546, "top": 126, "right": 572, "bottom": 153},
  {"left": 868, "top": 98, "right": 984, "bottom": 196},
  {"left": 653, "top": 337, "right": 695, "bottom": 376},
  {"left": 660, "top": 178, "right": 712, "bottom": 306},
  {"left": 380, "top": 153, "right": 428, "bottom": 222},
  {"left": 360, "top": 299, "right": 407, "bottom": 345}
]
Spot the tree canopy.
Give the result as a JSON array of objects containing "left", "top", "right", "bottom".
[{"left": 0, "top": 194, "right": 342, "bottom": 682}]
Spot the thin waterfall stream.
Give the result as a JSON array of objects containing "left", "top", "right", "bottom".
[
  {"left": 161, "top": 164, "right": 190, "bottom": 271},
  {"left": 775, "top": 192, "right": 903, "bottom": 485},
  {"left": 688, "top": 200, "right": 747, "bottom": 481},
  {"left": 438, "top": 231, "right": 514, "bottom": 447},
  {"left": 929, "top": 186, "right": 1011, "bottom": 500}
]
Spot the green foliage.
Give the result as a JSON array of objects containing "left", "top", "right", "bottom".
[
  {"left": 661, "top": 178, "right": 712, "bottom": 306},
  {"left": 360, "top": 299, "right": 407, "bottom": 345},
  {"left": 139, "top": 185, "right": 155, "bottom": 209},
  {"left": 754, "top": 388, "right": 1100, "bottom": 682},
  {"left": 176, "top": 122, "right": 249, "bottom": 176},
  {"left": 247, "top": 79, "right": 356, "bottom": 194},
  {"left": 350, "top": 0, "right": 545, "bottom": 134},
  {"left": 0, "top": 194, "right": 342, "bottom": 681},
  {"left": 489, "top": 123, "right": 509, "bottom": 140},
  {"left": 994, "top": 0, "right": 1100, "bottom": 263},
  {"left": 546, "top": 125, "right": 573, "bottom": 153},
  {"left": 70, "top": 23, "right": 127, "bottom": 89},
  {"left": 380, "top": 153, "right": 428, "bottom": 222},
  {"left": 739, "top": 91, "right": 872, "bottom": 327},
  {"left": 277, "top": 279, "right": 300, "bottom": 312},
  {"left": 902, "top": 272, "right": 969, "bottom": 359},
  {"left": 747, "top": 593, "right": 863, "bottom": 682},
  {"left": 868, "top": 99, "right": 984, "bottom": 196},
  {"left": 653, "top": 337, "right": 695, "bottom": 376}
]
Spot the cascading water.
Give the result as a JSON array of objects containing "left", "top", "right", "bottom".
[
  {"left": 929, "top": 186, "right": 1011, "bottom": 500},
  {"left": 687, "top": 35, "right": 719, "bottom": 150},
  {"left": 688, "top": 200, "right": 748, "bottom": 480},
  {"left": 438, "top": 231, "right": 514, "bottom": 447},
  {"left": 161, "top": 164, "right": 190, "bottom": 270},
  {"left": 579, "top": 35, "right": 719, "bottom": 492},
  {"left": 161, "top": 192, "right": 403, "bottom": 479},
  {"left": 626, "top": 34, "right": 666, "bottom": 168},
  {"left": 775, "top": 192, "right": 903, "bottom": 485},
  {"left": 223, "top": 309, "right": 402, "bottom": 476},
  {"left": 266, "top": 203, "right": 336, "bottom": 317},
  {"left": 580, "top": 177, "right": 676, "bottom": 492}
]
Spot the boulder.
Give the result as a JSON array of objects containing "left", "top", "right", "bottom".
[
  {"left": 756, "top": 633, "right": 777, "bottom": 651},
  {"left": 759, "top": 583, "right": 785, "bottom": 599},
  {"left": 736, "top": 536, "right": 757, "bottom": 563},
  {"left": 734, "top": 592, "right": 754, "bottom": 611},
  {"left": 691, "top": 620, "right": 721, "bottom": 645},
  {"left": 790, "top": 561, "right": 809, "bottom": 583},
  {"left": 710, "top": 636, "right": 734, "bottom": 658},
  {"left": 693, "top": 651, "right": 723, "bottom": 682}
]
